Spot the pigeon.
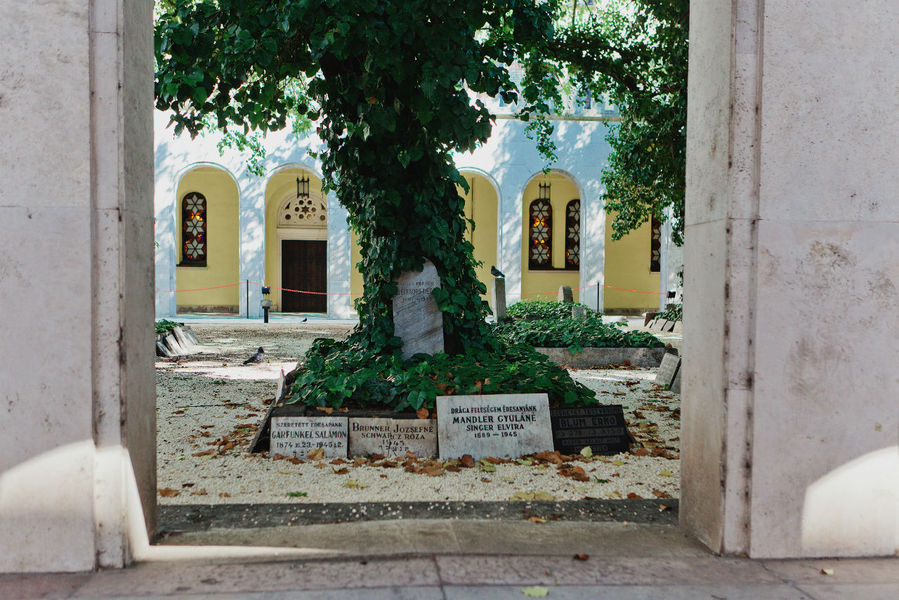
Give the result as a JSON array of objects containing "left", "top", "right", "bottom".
[
  {"left": 243, "top": 347, "right": 265, "bottom": 365},
  {"left": 490, "top": 265, "right": 505, "bottom": 278}
]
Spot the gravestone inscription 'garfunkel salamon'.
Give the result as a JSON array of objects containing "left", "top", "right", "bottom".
[{"left": 270, "top": 416, "right": 348, "bottom": 459}]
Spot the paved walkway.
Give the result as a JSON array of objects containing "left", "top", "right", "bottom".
[{"left": 3, "top": 521, "right": 896, "bottom": 599}]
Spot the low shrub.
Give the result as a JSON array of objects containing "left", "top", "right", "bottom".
[
  {"left": 657, "top": 303, "right": 682, "bottom": 322},
  {"left": 155, "top": 319, "right": 183, "bottom": 335},
  {"left": 284, "top": 338, "right": 597, "bottom": 412},
  {"left": 494, "top": 313, "right": 664, "bottom": 353},
  {"left": 506, "top": 300, "right": 598, "bottom": 321}
]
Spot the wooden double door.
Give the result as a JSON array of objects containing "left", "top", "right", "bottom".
[{"left": 281, "top": 239, "right": 327, "bottom": 313}]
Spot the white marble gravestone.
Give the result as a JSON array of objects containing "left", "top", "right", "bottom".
[
  {"left": 348, "top": 418, "right": 437, "bottom": 457},
  {"left": 270, "top": 416, "right": 348, "bottom": 458},
  {"left": 436, "top": 394, "right": 553, "bottom": 459},
  {"left": 393, "top": 260, "right": 444, "bottom": 359}
]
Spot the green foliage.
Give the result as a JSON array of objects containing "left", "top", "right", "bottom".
[
  {"left": 657, "top": 302, "right": 682, "bottom": 322},
  {"left": 506, "top": 300, "right": 598, "bottom": 321},
  {"left": 155, "top": 319, "right": 183, "bottom": 335},
  {"left": 554, "top": 0, "right": 688, "bottom": 244},
  {"left": 156, "top": 0, "right": 567, "bottom": 356},
  {"left": 285, "top": 337, "right": 597, "bottom": 411},
  {"left": 494, "top": 313, "right": 664, "bottom": 353}
]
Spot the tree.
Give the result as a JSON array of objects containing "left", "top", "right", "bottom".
[
  {"left": 156, "top": 1, "right": 604, "bottom": 411},
  {"left": 156, "top": 0, "right": 566, "bottom": 356},
  {"left": 554, "top": 0, "right": 688, "bottom": 244}
]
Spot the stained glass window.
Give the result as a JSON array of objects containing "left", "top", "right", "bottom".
[
  {"left": 181, "top": 192, "right": 206, "bottom": 266},
  {"left": 565, "top": 199, "right": 580, "bottom": 270},
  {"left": 528, "top": 199, "right": 552, "bottom": 269},
  {"left": 650, "top": 214, "right": 662, "bottom": 272}
]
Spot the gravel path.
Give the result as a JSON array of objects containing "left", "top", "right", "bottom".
[{"left": 156, "top": 323, "right": 680, "bottom": 506}]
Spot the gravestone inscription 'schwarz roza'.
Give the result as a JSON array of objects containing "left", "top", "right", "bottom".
[
  {"left": 348, "top": 418, "right": 437, "bottom": 458},
  {"left": 550, "top": 405, "right": 632, "bottom": 455},
  {"left": 436, "top": 394, "right": 553, "bottom": 460},
  {"left": 393, "top": 260, "right": 444, "bottom": 359},
  {"left": 270, "top": 416, "right": 348, "bottom": 458}
]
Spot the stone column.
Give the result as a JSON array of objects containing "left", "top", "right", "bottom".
[
  {"left": 239, "top": 170, "right": 265, "bottom": 318},
  {"left": 327, "top": 192, "right": 354, "bottom": 318},
  {"left": 0, "top": 0, "right": 155, "bottom": 572},
  {"left": 683, "top": 0, "right": 899, "bottom": 558}
]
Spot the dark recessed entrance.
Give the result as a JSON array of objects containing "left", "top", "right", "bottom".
[{"left": 282, "top": 239, "right": 327, "bottom": 313}]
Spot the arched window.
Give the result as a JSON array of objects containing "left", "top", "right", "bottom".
[
  {"left": 565, "top": 199, "right": 580, "bottom": 270},
  {"left": 528, "top": 198, "right": 552, "bottom": 269},
  {"left": 181, "top": 192, "right": 206, "bottom": 266},
  {"left": 650, "top": 214, "right": 661, "bottom": 272}
]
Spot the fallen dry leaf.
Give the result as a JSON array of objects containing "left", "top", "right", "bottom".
[
  {"left": 520, "top": 586, "right": 549, "bottom": 598},
  {"left": 158, "top": 488, "right": 179, "bottom": 497},
  {"left": 307, "top": 448, "right": 325, "bottom": 461},
  {"left": 332, "top": 467, "right": 350, "bottom": 475},
  {"left": 416, "top": 407, "right": 429, "bottom": 419},
  {"left": 574, "top": 553, "right": 589, "bottom": 561},
  {"left": 527, "top": 516, "right": 548, "bottom": 523},
  {"left": 190, "top": 488, "right": 208, "bottom": 496},
  {"left": 315, "top": 406, "right": 334, "bottom": 415},
  {"left": 344, "top": 480, "right": 369, "bottom": 489},
  {"left": 820, "top": 568, "right": 835, "bottom": 576},
  {"left": 218, "top": 492, "right": 230, "bottom": 498},
  {"left": 460, "top": 454, "right": 475, "bottom": 468}
]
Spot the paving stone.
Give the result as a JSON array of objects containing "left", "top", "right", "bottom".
[
  {"left": 73, "top": 558, "right": 441, "bottom": 597},
  {"left": 434, "top": 555, "right": 782, "bottom": 586}
]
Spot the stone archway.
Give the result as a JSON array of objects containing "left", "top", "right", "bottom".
[{"left": 2, "top": 0, "right": 897, "bottom": 574}]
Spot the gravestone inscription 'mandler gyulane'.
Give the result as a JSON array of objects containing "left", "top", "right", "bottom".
[
  {"left": 348, "top": 418, "right": 437, "bottom": 457},
  {"left": 655, "top": 352, "right": 682, "bottom": 389},
  {"left": 270, "top": 416, "right": 348, "bottom": 458},
  {"left": 550, "top": 405, "right": 631, "bottom": 455},
  {"left": 436, "top": 394, "right": 553, "bottom": 460},
  {"left": 393, "top": 260, "right": 444, "bottom": 360}
]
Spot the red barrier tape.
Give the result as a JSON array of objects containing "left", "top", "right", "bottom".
[{"left": 157, "top": 280, "right": 661, "bottom": 296}]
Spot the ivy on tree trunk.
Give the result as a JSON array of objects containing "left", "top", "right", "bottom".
[{"left": 155, "top": 0, "right": 563, "bottom": 355}]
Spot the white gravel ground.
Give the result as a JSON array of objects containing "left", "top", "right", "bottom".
[{"left": 156, "top": 324, "right": 680, "bottom": 505}]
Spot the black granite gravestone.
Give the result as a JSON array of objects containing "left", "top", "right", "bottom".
[{"left": 550, "top": 405, "right": 632, "bottom": 455}]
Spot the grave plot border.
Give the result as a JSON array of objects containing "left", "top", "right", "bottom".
[{"left": 534, "top": 346, "right": 667, "bottom": 368}]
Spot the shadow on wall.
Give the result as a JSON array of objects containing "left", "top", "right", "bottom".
[{"left": 802, "top": 445, "right": 899, "bottom": 556}]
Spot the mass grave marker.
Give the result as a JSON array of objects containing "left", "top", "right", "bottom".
[
  {"left": 436, "top": 394, "right": 553, "bottom": 459},
  {"left": 550, "top": 405, "right": 631, "bottom": 455},
  {"left": 571, "top": 305, "right": 586, "bottom": 319},
  {"left": 349, "top": 418, "right": 437, "bottom": 457},
  {"left": 393, "top": 260, "right": 444, "bottom": 359},
  {"left": 655, "top": 352, "right": 682, "bottom": 389},
  {"left": 558, "top": 285, "right": 574, "bottom": 303},
  {"left": 270, "top": 416, "right": 348, "bottom": 458}
]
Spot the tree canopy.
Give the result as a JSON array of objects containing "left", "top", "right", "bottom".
[
  {"left": 556, "top": 0, "right": 688, "bottom": 244},
  {"left": 155, "top": 0, "right": 687, "bottom": 358}
]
